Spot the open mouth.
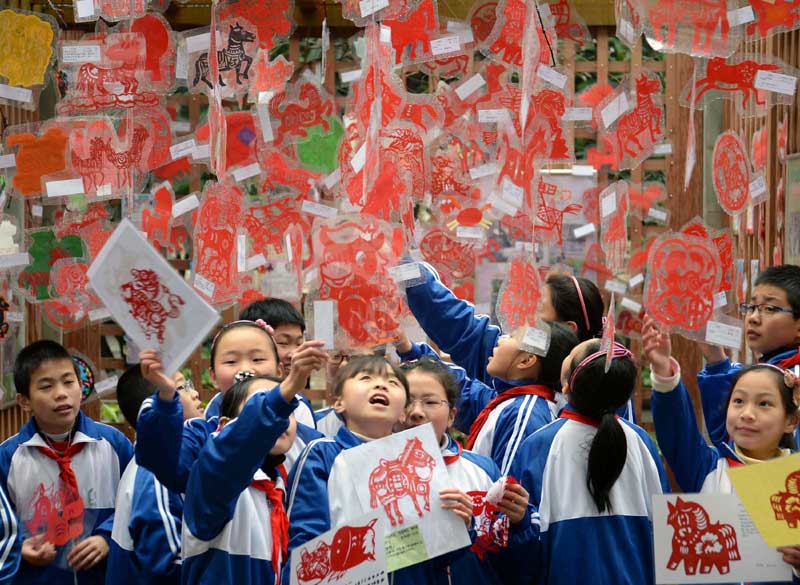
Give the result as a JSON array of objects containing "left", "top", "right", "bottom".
[
  {"left": 369, "top": 394, "right": 390, "bottom": 407},
  {"left": 54, "top": 405, "right": 73, "bottom": 414}
]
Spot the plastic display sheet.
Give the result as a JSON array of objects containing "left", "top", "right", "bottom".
[
  {"left": 0, "top": 9, "right": 57, "bottom": 111},
  {"left": 712, "top": 130, "right": 752, "bottom": 216},
  {"left": 599, "top": 181, "right": 629, "bottom": 276},
  {"left": 42, "top": 258, "right": 101, "bottom": 332}
]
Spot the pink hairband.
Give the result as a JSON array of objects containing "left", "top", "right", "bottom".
[
  {"left": 568, "top": 341, "right": 633, "bottom": 390},
  {"left": 570, "top": 276, "right": 592, "bottom": 333},
  {"left": 210, "top": 319, "right": 275, "bottom": 353},
  {"left": 754, "top": 363, "right": 800, "bottom": 393}
]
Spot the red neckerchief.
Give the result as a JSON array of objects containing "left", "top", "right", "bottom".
[
  {"left": 559, "top": 409, "right": 620, "bottom": 427},
  {"left": 777, "top": 346, "right": 800, "bottom": 369},
  {"left": 250, "top": 478, "right": 288, "bottom": 583},
  {"left": 466, "top": 385, "right": 555, "bottom": 450},
  {"left": 724, "top": 457, "right": 744, "bottom": 468},
  {"left": 36, "top": 439, "right": 86, "bottom": 546},
  {"left": 443, "top": 441, "right": 463, "bottom": 465}
]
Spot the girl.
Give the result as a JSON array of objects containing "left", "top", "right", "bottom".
[
  {"left": 509, "top": 339, "right": 669, "bottom": 584},
  {"left": 285, "top": 356, "right": 475, "bottom": 585},
  {"left": 539, "top": 274, "right": 605, "bottom": 342},
  {"left": 182, "top": 354, "right": 322, "bottom": 585},
  {"left": 400, "top": 357, "right": 529, "bottom": 585},
  {"left": 645, "top": 315, "right": 800, "bottom": 579},
  {"left": 136, "top": 321, "right": 325, "bottom": 492}
]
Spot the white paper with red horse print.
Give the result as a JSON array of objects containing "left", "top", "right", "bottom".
[
  {"left": 338, "top": 424, "right": 470, "bottom": 572},
  {"left": 87, "top": 219, "right": 220, "bottom": 376},
  {"left": 653, "top": 493, "right": 790, "bottom": 583}
]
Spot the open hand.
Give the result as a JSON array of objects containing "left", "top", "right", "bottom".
[
  {"left": 440, "top": 488, "right": 475, "bottom": 528},
  {"left": 642, "top": 315, "right": 673, "bottom": 378},
  {"left": 67, "top": 535, "right": 108, "bottom": 571}
]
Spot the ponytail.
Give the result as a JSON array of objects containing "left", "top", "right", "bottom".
[{"left": 587, "top": 412, "right": 627, "bottom": 513}]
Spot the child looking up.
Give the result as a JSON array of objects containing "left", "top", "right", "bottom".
[
  {"left": 646, "top": 315, "right": 800, "bottom": 581},
  {"left": 509, "top": 339, "right": 668, "bottom": 585},
  {"left": 0, "top": 340, "right": 133, "bottom": 585},
  {"left": 698, "top": 265, "right": 800, "bottom": 446},
  {"left": 107, "top": 365, "right": 203, "bottom": 585}
]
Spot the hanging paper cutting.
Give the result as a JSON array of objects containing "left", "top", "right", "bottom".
[
  {"left": 541, "top": 0, "right": 592, "bottom": 45},
  {"left": 495, "top": 254, "right": 542, "bottom": 332},
  {"left": 712, "top": 130, "right": 751, "bottom": 216},
  {"left": 534, "top": 175, "right": 583, "bottom": 246},
  {"left": 43, "top": 259, "right": 101, "bottom": 332},
  {"left": 599, "top": 181, "right": 629, "bottom": 274},
  {"left": 17, "top": 229, "right": 85, "bottom": 302},
  {"left": 0, "top": 9, "right": 56, "bottom": 109},
  {"left": 219, "top": 0, "right": 294, "bottom": 51},
  {"left": 54, "top": 204, "right": 114, "bottom": 260},
  {"left": 746, "top": 0, "right": 800, "bottom": 39},
  {"left": 4, "top": 124, "right": 69, "bottom": 198},
  {"left": 419, "top": 228, "right": 477, "bottom": 285},
  {"left": 186, "top": 21, "right": 258, "bottom": 96},
  {"left": 384, "top": 0, "right": 439, "bottom": 65}
]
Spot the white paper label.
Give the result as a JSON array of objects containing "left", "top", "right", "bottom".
[
  {"left": 95, "top": 376, "right": 119, "bottom": 395},
  {"left": 514, "top": 241, "right": 535, "bottom": 252},
  {"left": 601, "top": 92, "right": 629, "bottom": 128},
  {"left": 713, "top": 291, "right": 728, "bottom": 309},
  {"left": 62, "top": 45, "right": 101, "bottom": 63},
  {"left": 89, "top": 307, "right": 112, "bottom": 322},
  {"left": 351, "top": 143, "right": 367, "bottom": 173},
  {"left": 455, "top": 74, "right": 486, "bottom": 101},
  {"left": 648, "top": 207, "right": 668, "bottom": 222},
  {"left": 478, "top": 108, "right": 508, "bottom": 123},
  {"left": 232, "top": 163, "right": 261, "bottom": 182},
  {"left": 6, "top": 311, "right": 23, "bottom": 323},
  {"left": 194, "top": 273, "right": 216, "bottom": 298},
  {"left": 185, "top": 32, "right": 211, "bottom": 54},
  {"left": 727, "top": 5, "right": 756, "bottom": 25},
  {"left": 379, "top": 25, "right": 392, "bottom": 44},
  {"left": 313, "top": 300, "right": 335, "bottom": 349},
  {"left": 359, "top": 0, "right": 389, "bottom": 17},
  {"left": 749, "top": 175, "right": 767, "bottom": 199},
  {"left": 571, "top": 165, "right": 595, "bottom": 176},
  {"left": 245, "top": 254, "right": 267, "bottom": 271},
  {"left": 389, "top": 263, "right": 422, "bottom": 283},
  {"left": 340, "top": 69, "right": 363, "bottom": 83},
  {"left": 653, "top": 142, "right": 673, "bottom": 155},
  {"left": 171, "top": 121, "right": 191, "bottom": 134},
  {"left": 573, "top": 224, "right": 596, "bottom": 238},
  {"left": 490, "top": 194, "right": 517, "bottom": 216},
  {"left": 457, "top": 226, "right": 485, "bottom": 239},
  {"left": 256, "top": 101, "right": 274, "bottom": 143},
  {"left": 323, "top": 168, "right": 341, "bottom": 188},
  {"left": 0, "top": 154, "right": 15, "bottom": 169},
  {"left": 31, "top": 205, "right": 43, "bottom": 218},
  {"left": 75, "top": 0, "right": 94, "bottom": 18},
  {"left": 301, "top": 200, "right": 338, "bottom": 218},
  {"left": 456, "top": 27, "right": 474, "bottom": 45},
  {"left": 706, "top": 321, "right": 742, "bottom": 349},
  {"left": 0, "top": 253, "right": 30, "bottom": 268},
  {"left": 0, "top": 84, "right": 32, "bottom": 104},
  {"left": 430, "top": 35, "right": 461, "bottom": 56},
  {"left": 605, "top": 279, "right": 627, "bottom": 294},
  {"left": 175, "top": 45, "right": 188, "bottom": 80},
  {"left": 601, "top": 192, "right": 617, "bottom": 218},
  {"left": 620, "top": 297, "right": 642, "bottom": 313},
  {"left": 237, "top": 234, "right": 247, "bottom": 272},
  {"left": 170, "top": 139, "right": 196, "bottom": 160},
  {"left": 501, "top": 178, "right": 524, "bottom": 208},
  {"left": 522, "top": 327, "right": 549, "bottom": 351},
  {"left": 191, "top": 144, "right": 210, "bottom": 161},
  {"left": 562, "top": 107, "right": 594, "bottom": 121},
  {"left": 537, "top": 65, "right": 567, "bottom": 89},
  {"left": 469, "top": 163, "right": 497, "bottom": 179},
  {"left": 46, "top": 178, "right": 84, "bottom": 198},
  {"left": 754, "top": 70, "right": 798, "bottom": 96},
  {"left": 172, "top": 194, "right": 199, "bottom": 217},
  {"left": 629, "top": 273, "right": 644, "bottom": 288}
]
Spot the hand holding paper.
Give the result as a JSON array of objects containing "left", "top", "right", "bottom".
[
  {"left": 21, "top": 536, "right": 56, "bottom": 567},
  {"left": 281, "top": 340, "right": 328, "bottom": 402},
  {"left": 139, "top": 349, "right": 177, "bottom": 402},
  {"left": 496, "top": 481, "right": 530, "bottom": 524},
  {"left": 642, "top": 315, "right": 673, "bottom": 378},
  {"left": 439, "top": 488, "right": 474, "bottom": 527}
]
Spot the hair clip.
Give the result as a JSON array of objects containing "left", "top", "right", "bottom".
[{"left": 233, "top": 371, "right": 256, "bottom": 384}]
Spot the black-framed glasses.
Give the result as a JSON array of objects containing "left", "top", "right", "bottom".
[
  {"left": 329, "top": 352, "right": 352, "bottom": 365},
  {"left": 405, "top": 398, "right": 450, "bottom": 412},
  {"left": 739, "top": 303, "right": 796, "bottom": 317}
]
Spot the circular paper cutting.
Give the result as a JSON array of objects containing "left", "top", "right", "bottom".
[{"left": 712, "top": 131, "right": 751, "bottom": 216}]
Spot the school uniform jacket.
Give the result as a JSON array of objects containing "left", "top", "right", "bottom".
[
  {"left": 312, "top": 407, "right": 344, "bottom": 438},
  {"left": 0, "top": 412, "right": 133, "bottom": 585},
  {"left": 136, "top": 393, "right": 320, "bottom": 494},
  {"left": 284, "top": 426, "right": 472, "bottom": 585},
  {"left": 0, "top": 479, "right": 18, "bottom": 584},
  {"left": 205, "top": 390, "right": 317, "bottom": 429},
  {"left": 107, "top": 458, "right": 182, "bottom": 585},
  {"left": 508, "top": 408, "right": 669, "bottom": 585},
  {"left": 698, "top": 346, "right": 800, "bottom": 447},
  {"left": 182, "top": 386, "right": 297, "bottom": 585},
  {"left": 652, "top": 361, "right": 800, "bottom": 585}
]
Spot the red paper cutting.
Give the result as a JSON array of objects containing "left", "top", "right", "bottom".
[
  {"left": 6, "top": 126, "right": 68, "bottom": 197},
  {"left": 296, "top": 518, "right": 378, "bottom": 583},
  {"left": 53, "top": 205, "right": 112, "bottom": 260},
  {"left": 498, "top": 257, "right": 541, "bottom": 330},
  {"left": 43, "top": 260, "right": 99, "bottom": 331},
  {"left": 687, "top": 56, "right": 785, "bottom": 114},
  {"left": 120, "top": 268, "right": 185, "bottom": 344},
  {"left": 249, "top": 53, "right": 294, "bottom": 98},
  {"left": 666, "top": 497, "right": 740, "bottom": 576},
  {"left": 601, "top": 185, "right": 628, "bottom": 275},
  {"left": 770, "top": 470, "right": 800, "bottom": 528},
  {"left": 545, "top": 0, "right": 592, "bottom": 45},
  {"left": 470, "top": 0, "right": 498, "bottom": 43},
  {"left": 712, "top": 131, "right": 751, "bottom": 216},
  {"left": 646, "top": 0, "right": 731, "bottom": 55},
  {"left": 245, "top": 195, "right": 311, "bottom": 257},
  {"left": 581, "top": 243, "right": 615, "bottom": 286},
  {"left": 191, "top": 22, "right": 257, "bottom": 90},
  {"left": 420, "top": 228, "right": 476, "bottom": 282},
  {"left": 384, "top": 0, "right": 438, "bottom": 65},
  {"left": 751, "top": 126, "right": 767, "bottom": 172},
  {"left": 488, "top": 0, "right": 532, "bottom": 67},
  {"left": 608, "top": 73, "right": 664, "bottom": 170},
  {"left": 25, "top": 480, "right": 84, "bottom": 547},
  {"left": 141, "top": 183, "right": 174, "bottom": 251},
  {"left": 468, "top": 490, "right": 508, "bottom": 560},
  {"left": 535, "top": 176, "right": 583, "bottom": 245},
  {"left": 219, "top": 0, "right": 294, "bottom": 51},
  {"left": 258, "top": 149, "right": 321, "bottom": 198},
  {"left": 748, "top": 0, "right": 800, "bottom": 38},
  {"left": 270, "top": 82, "right": 334, "bottom": 145},
  {"left": 196, "top": 111, "right": 258, "bottom": 173},
  {"left": 130, "top": 13, "right": 175, "bottom": 92}
]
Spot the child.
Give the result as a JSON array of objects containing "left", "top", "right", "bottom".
[
  {"left": 182, "top": 340, "right": 325, "bottom": 585},
  {"left": 399, "top": 357, "right": 529, "bottom": 585},
  {"left": 698, "top": 265, "right": 800, "bottom": 447},
  {"left": 646, "top": 315, "right": 800, "bottom": 581},
  {"left": 508, "top": 339, "right": 669, "bottom": 585},
  {"left": 239, "top": 298, "right": 315, "bottom": 427},
  {"left": 136, "top": 321, "right": 323, "bottom": 493},
  {"left": 0, "top": 340, "right": 133, "bottom": 585},
  {"left": 396, "top": 323, "right": 578, "bottom": 474},
  {"left": 285, "top": 356, "right": 475, "bottom": 584},
  {"left": 107, "top": 365, "right": 203, "bottom": 585}
]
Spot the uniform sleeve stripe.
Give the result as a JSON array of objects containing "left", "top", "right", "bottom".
[
  {"left": 154, "top": 478, "right": 180, "bottom": 556},
  {"left": 500, "top": 395, "right": 536, "bottom": 476},
  {"left": 286, "top": 438, "right": 333, "bottom": 514},
  {"left": 0, "top": 485, "right": 17, "bottom": 571}
]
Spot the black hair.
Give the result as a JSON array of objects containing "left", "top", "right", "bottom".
[
  {"left": 537, "top": 321, "right": 580, "bottom": 390},
  {"left": 546, "top": 274, "right": 605, "bottom": 341},
  {"left": 240, "top": 298, "right": 306, "bottom": 332},
  {"left": 399, "top": 357, "right": 460, "bottom": 406},
  {"left": 209, "top": 321, "right": 280, "bottom": 372},
  {"left": 730, "top": 364, "right": 798, "bottom": 450},
  {"left": 754, "top": 265, "right": 800, "bottom": 317},
  {"left": 14, "top": 340, "right": 78, "bottom": 397},
  {"left": 220, "top": 374, "right": 283, "bottom": 419},
  {"left": 116, "top": 365, "right": 155, "bottom": 431},
  {"left": 332, "top": 355, "right": 410, "bottom": 403},
  {"left": 566, "top": 340, "right": 638, "bottom": 514}
]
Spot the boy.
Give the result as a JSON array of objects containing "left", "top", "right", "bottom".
[
  {"left": 0, "top": 340, "right": 133, "bottom": 585},
  {"left": 107, "top": 365, "right": 203, "bottom": 585},
  {"left": 699, "top": 264, "right": 800, "bottom": 445}
]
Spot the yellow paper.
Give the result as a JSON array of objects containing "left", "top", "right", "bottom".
[
  {"left": 385, "top": 524, "right": 428, "bottom": 572},
  {"left": 728, "top": 452, "right": 800, "bottom": 547},
  {"left": 0, "top": 10, "right": 54, "bottom": 87}
]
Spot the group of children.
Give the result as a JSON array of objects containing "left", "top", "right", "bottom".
[{"left": 0, "top": 265, "right": 798, "bottom": 584}]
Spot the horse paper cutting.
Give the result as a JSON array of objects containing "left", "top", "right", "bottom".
[{"left": 120, "top": 268, "right": 184, "bottom": 344}]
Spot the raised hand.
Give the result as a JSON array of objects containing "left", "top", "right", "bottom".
[
  {"left": 642, "top": 315, "right": 673, "bottom": 378},
  {"left": 140, "top": 349, "right": 177, "bottom": 401},
  {"left": 281, "top": 340, "right": 328, "bottom": 401}
]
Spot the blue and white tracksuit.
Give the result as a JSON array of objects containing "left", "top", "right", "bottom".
[
  {"left": 313, "top": 407, "right": 345, "bottom": 438},
  {"left": 0, "top": 480, "right": 18, "bottom": 584},
  {"left": 182, "top": 386, "right": 296, "bottom": 585},
  {"left": 508, "top": 408, "right": 669, "bottom": 584},
  {"left": 652, "top": 359, "right": 799, "bottom": 585},
  {"left": 284, "top": 426, "right": 474, "bottom": 585},
  {"left": 698, "top": 346, "right": 800, "bottom": 447},
  {"left": 136, "top": 393, "right": 321, "bottom": 493},
  {"left": 107, "top": 459, "right": 182, "bottom": 585},
  {"left": 206, "top": 390, "right": 317, "bottom": 429},
  {"left": 0, "top": 413, "right": 133, "bottom": 585}
]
